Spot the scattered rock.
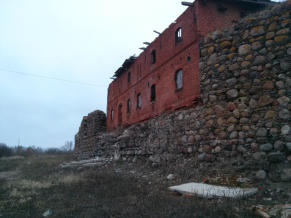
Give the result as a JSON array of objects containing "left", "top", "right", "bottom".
[
  {"left": 236, "top": 177, "right": 250, "bottom": 183},
  {"left": 43, "top": 209, "right": 52, "bottom": 217},
  {"left": 256, "top": 170, "right": 267, "bottom": 180},
  {"left": 167, "top": 174, "right": 175, "bottom": 180},
  {"left": 149, "top": 155, "right": 161, "bottom": 164}
]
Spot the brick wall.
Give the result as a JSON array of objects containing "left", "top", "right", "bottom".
[{"left": 106, "top": 0, "right": 252, "bottom": 131}]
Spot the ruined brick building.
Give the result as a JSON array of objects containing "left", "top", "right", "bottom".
[
  {"left": 75, "top": 0, "right": 291, "bottom": 181},
  {"left": 106, "top": 0, "right": 273, "bottom": 131}
]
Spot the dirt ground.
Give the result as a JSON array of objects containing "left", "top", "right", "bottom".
[{"left": 0, "top": 154, "right": 289, "bottom": 218}]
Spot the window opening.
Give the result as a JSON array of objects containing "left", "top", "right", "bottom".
[
  {"left": 175, "top": 28, "right": 182, "bottom": 43},
  {"left": 83, "top": 121, "right": 87, "bottom": 129},
  {"left": 151, "top": 84, "right": 156, "bottom": 102},
  {"left": 175, "top": 69, "right": 183, "bottom": 90},
  {"left": 150, "top": 50, "right": 156, "bottom": 64},
  {"left": 128, "top": 72, "right": 131, "bottom": 83},
  {"left": 217, "top": 3, "right": 227, "bottom": 12},
  {"left": 127, "top": 99, "right": 131, "bottom": 113},
  {"left": 118, "top": 104, "right": 122, "bottom": 127},
  {"left": 111, "top": 109, "right": 114, "bottom": 121},
  {"left": 137, "top": 93, "right": 141, "bottom": 108}
]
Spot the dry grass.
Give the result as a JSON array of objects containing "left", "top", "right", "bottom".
[
  {"left": 0, "top": 156, "right": 24, "bottom": 161},
  {"left": 0, "top": 154, "right": 260, "bottom": 218}
]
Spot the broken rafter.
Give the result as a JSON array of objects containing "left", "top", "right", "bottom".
[
  {"left": 113, "top": 55, "right": 137, "bottom": 78},
  {"left": 143, "top": 42, "right": 151, "bottom": 45},
  {"left": 139, "top": 47, "right": 146, "bottom": 50},
  {"left": 153, "top": 30, "right": 161, "bottom": 35}
]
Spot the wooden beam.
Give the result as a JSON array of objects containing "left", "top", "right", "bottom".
[
  {"left": 153, "top": 30, "right": 161, "bottom": 35},
  {"left": 181, "top": 1, "right": 194, "bottom": 7}
]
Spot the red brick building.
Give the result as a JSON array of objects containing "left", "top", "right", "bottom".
[{"left": 106, "top": 0, "right": 272, "bottom": 131}]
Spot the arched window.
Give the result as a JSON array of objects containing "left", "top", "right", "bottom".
[
  {"left": 127, "top": 99, "right": 131, "bottom": 113},
  {"left": 111, "top": 109, "right": 114, "bottom": 121},
  {"left": 175, "top": 69, "right": 183, "bottom": 90},
  {"left": 175, "top": 28, "right": 182, "bottom": 43}
]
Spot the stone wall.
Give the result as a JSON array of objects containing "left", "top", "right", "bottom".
[
  {"left": 74, "top": 110, "right": 106, "bottom": 159},
  {"left": 75, "top": 2, "right": 291, "bottom": 180},
  {"left": 197, "top": 2, "right": 291, "bottom": 163}
]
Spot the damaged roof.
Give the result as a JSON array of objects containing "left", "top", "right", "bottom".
[
  {"left": 111, "top": 0, "right": 277, "bottom": 80},
  {"left": 221, "top": 0, "right": 275, "bottom": 5},
  {"left": 112, "top": 55, "right": 137, "bottom": 79}
]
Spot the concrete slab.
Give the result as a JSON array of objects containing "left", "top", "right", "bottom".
[{"left": 168, "top": 182, "right": 258, "bottom": 198}]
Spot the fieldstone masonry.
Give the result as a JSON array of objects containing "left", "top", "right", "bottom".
[
  {"left": 75, "top": 2, "right": 291, "bottom": 181},
  {"left": 75, "top": 110, "right": 106, "bottom": 159}
]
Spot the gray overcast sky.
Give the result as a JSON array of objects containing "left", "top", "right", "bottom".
[
  {"left": 0, "top": 0, "right": 282, "bottom": 148},
  {"left": 0, "top": 0, "right": 187, "bottom": 148}
]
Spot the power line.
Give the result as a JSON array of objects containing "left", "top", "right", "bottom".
[{"left": 0, "top": 67, "right": 106, "bottom": 87}]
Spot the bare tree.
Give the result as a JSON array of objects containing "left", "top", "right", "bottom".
[{"left": 62, "top": 141, "right": 73, "bottom": 151}]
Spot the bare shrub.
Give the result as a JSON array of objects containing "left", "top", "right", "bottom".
[{"left": 0, "top": 143, "right": 13, "bottom": 157}]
